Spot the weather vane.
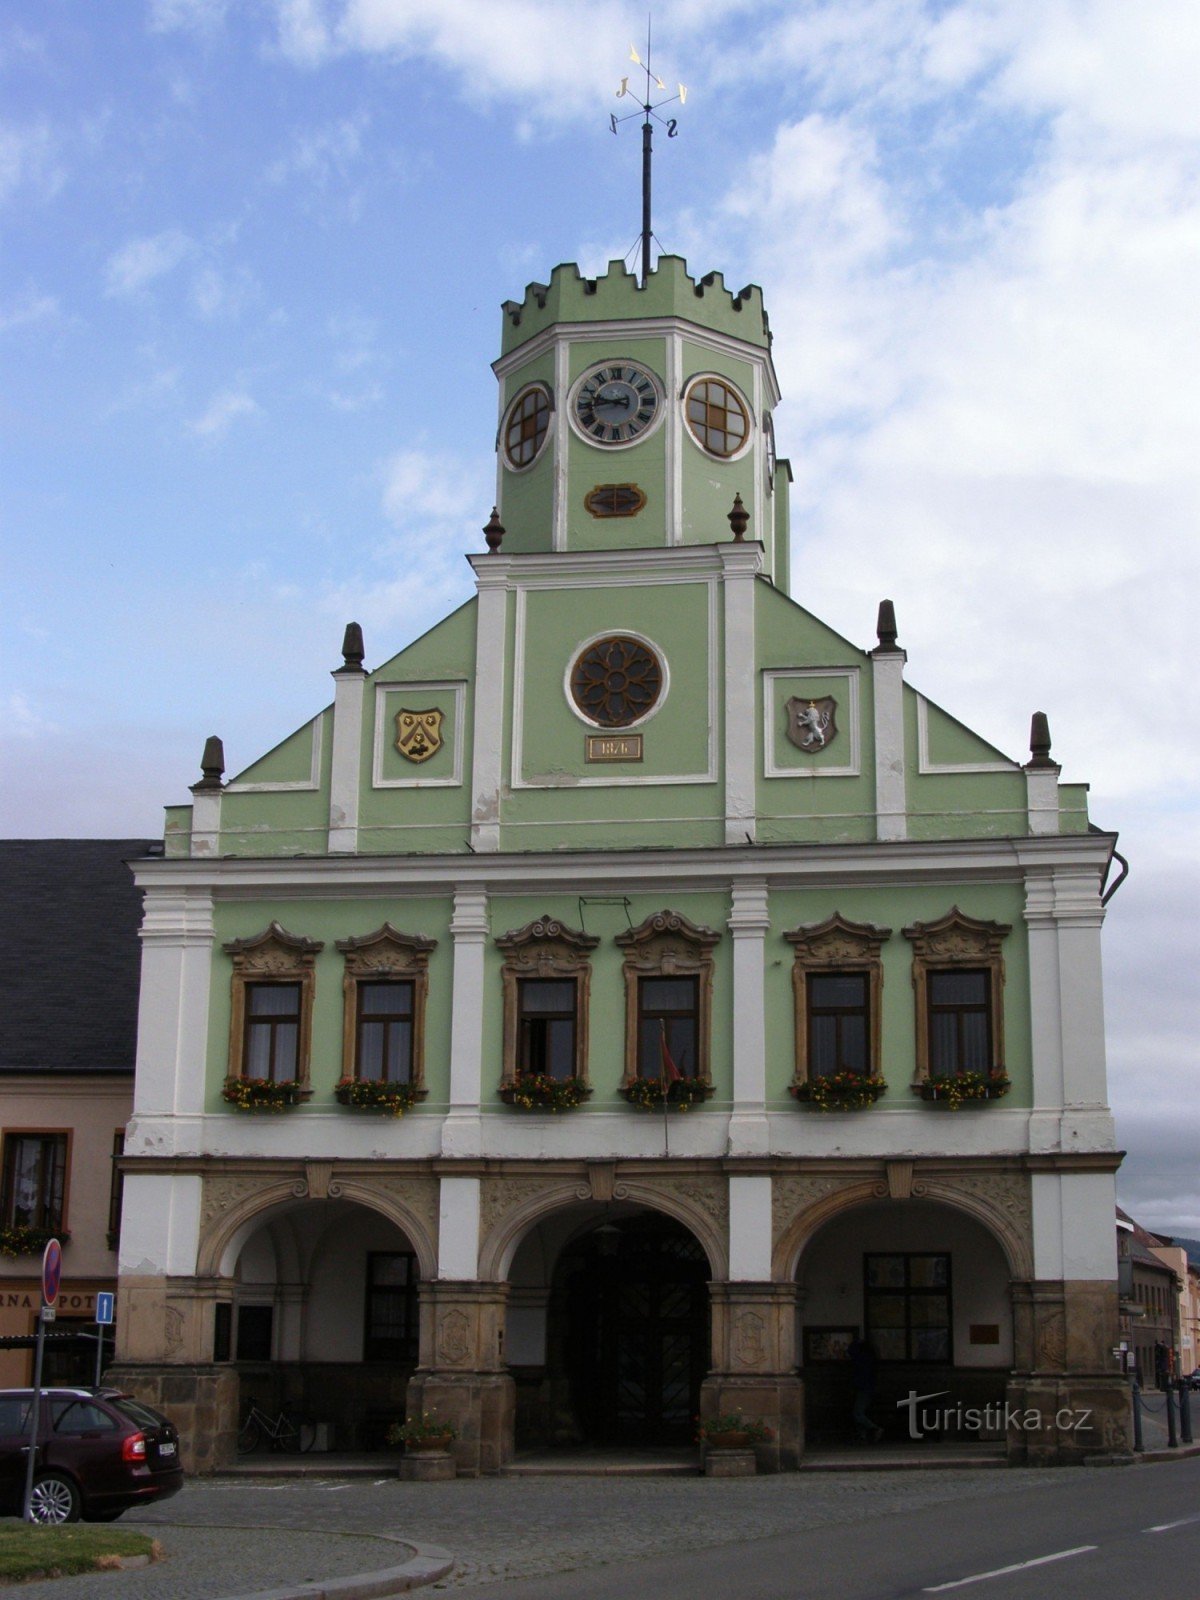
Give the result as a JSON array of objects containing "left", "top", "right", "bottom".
[{"left": 611, "top": 23, "right": 687, "bottom": 288}]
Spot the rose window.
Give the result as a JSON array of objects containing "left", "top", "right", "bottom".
[{"left": 570, "top": 637, "right": 663, "bottom": 727}]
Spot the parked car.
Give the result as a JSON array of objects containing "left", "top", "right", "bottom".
[
  {"left": 1187, "top": 1370, "right": 1200, "bottom": 1393},
  {"left": 0, "top": 1387, "right": 184, "bottom": 1524}
]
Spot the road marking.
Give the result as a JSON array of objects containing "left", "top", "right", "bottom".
[
  {"left": 1145, "top": 1514, "right": 1200, "bottom": 1533},
  {"left": 321, "top": 1483, "right": 355, "bottom": 1491},
  {"left": 923, "top": 1546, "right": 1097, "bottom": 1591}
]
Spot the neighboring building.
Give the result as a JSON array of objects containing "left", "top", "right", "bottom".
[
  {"left": 1117, "top": 1207, "right": 1180, "bottom": 1388},
  {"left": 0, "top": 841, "right": 148, "bottom": 1385},
  {"left": 1147, "top": 1233, "right": 1198, "bottom": 1381},
  {"left": 114, "top": 256, "right": 1128, "bottom": 1473}
]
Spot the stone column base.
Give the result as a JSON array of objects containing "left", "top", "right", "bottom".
[
  {"left": 699, "top": 1374, "right": 804, "bottom": 1472},
  {"left": 105, "top": 1362, "right": 240, "bottom": 1475},
  {"left": 705, "top": 1448, "right": 756, "bottom": 1477},
  {"left": 405, "top": 1371, "right": 515, "bottom": 1477},
  {"left": 399, "top": 1451, "right": 457, "bottom": 1482},
  {"left": 1005, "top": 1375, "right": 1132, "bottom": 1465}
]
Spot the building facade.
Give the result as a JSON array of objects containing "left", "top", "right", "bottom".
[{"left": 115, "top": 258, "right": 1128, "bottom": 1471}]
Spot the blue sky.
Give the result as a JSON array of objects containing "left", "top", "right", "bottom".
[{"left": 3, "top": 0, "right": 1198, "bottom": 1230}]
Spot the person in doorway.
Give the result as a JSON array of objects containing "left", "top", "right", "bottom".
[{"left": 848, "top": 1333, "right": 883, "bottom": 1442}]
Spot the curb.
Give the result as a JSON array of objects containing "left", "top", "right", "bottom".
[{"left": 214, "top": 1542, "right": 454, "bottom": 1600}]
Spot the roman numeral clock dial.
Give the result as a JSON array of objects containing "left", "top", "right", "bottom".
[{"left": 571, "top": 362, "right": 663, "bottom": 446}]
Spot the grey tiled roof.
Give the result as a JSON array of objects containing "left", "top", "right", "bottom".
[{"left": 0, "top": 840, "right": 156, "bottom": 1072}]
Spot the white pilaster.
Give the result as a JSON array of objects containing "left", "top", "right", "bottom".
[
  {"left": 189, "top": 789, "right": 222, "bottom": 857},
  {"left": 1025, "top": 766, "right": 1061, "bottom": 835},
  {"left": 118, "top": 1172, "right": 203, "bottom": 1276},
  {"left": 871, "top": 645, "right": 907, "bottom": 841},
  {"left": 728, "top": 1174, "right": 773, "bottom": 1280},
  {"left": 1032, "top": 1170, "right": 1118, "bottom": 1282},
  {"left": 327, "top": 666, "right": 366, "bottom": 852},
  {"left": 727, "top": 878, "right": 770, "bottom": 1156},
  {"left": 131, "top": 885, "right": 215, "bottom": 1122},
  {"left": 553, "top": 338, "right": 569, "bottom": 551},
  {"left": 666, "top": 329, "right": 682, "bottom": 545},
  {"left": 442, "top": 885, "right": 489, "bottom": 1157},
  {"left": 437, "top": 1176, "right": 482, "bottom": 1279},
  {"left": 467, "top": 555, "right": 511, "bottom": 851},
  {"left": 720, "top": 543, "right": 762, "bottom": 846}
]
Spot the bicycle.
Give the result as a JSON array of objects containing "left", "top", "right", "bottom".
[{"left": 236, "top": 1400, "right": 318, "bottom": 1455}]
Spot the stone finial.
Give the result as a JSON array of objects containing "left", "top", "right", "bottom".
[
  {"left": 1026, "top": 711, "right": 1056, "bottom": 769},
  {"left": 876, "top": 599, "right": 899, "bottom": 651},
  {"left": 195, "top": 735, "right": 225, "bottom": 791},
  {"left": 727, "top": 494, "right": 749, "bottom": 541},
  {"left": 341, "top": 621, "right": 365, "bottom": 670},
  {"left": 483, "top": 506, "right": 505, "bottom": 552}
]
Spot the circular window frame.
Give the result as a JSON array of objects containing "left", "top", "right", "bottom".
[
  {"left": 682, "top": 373, "right": 754, "bottom": 462},
  {"left": 564, "top": 630, "right": 670, "bottom": 731},
  {"left": 500, "top": 381, "right": 554, "bottom": 473},
  {"left": 567, "top": 360, "right": 666, "bottom": 452}
]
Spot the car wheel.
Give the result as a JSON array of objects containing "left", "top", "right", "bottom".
[{"left": 29, "top": 1472, "right": 81, "bottom": 1525}]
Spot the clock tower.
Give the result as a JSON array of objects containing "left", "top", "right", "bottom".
[{"left": 492, "top": 255, "right": 791, "bottom": 587}]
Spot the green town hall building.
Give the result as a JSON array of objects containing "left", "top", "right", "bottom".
[{"left": 115, "top": 255, "right": 1129, "bottom": 1471}]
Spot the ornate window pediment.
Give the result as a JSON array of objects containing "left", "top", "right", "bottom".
[
  {"left": 335, "top": 925, "right": 436, "bottom": 1092},
  {"left": 495, "top": 916, "right": 598, "bottom": 1088},
  {"left": 784, "top": 914, "right": 891, "bottom": 1087},
  {"left": 615, "top": 911, "right": 720, "bottom": 1087},
  {"left": 223, "top": 923, "right": 324, "bottom": 1092},
  {"left": 903, "top": 908, "right": 1010, "bottom": 1083}
]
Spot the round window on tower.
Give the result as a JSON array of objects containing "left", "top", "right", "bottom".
[
  {"left": 502, "top": 383, "right": 553, "bottom": 470},
  {"left": 568, "top": 634, "right": 666, "bottom": 728},
  {"left": 682, "top": 375, "right": 752, "bottom": 460}
]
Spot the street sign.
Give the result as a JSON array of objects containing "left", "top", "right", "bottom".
[
  {"left": 40, "top": 1305, "right": 55, "bottom": 1323},
  {"left": 95, "top": 1292, "right": 115, "bottom": 1326},
  {"left": 41, "top": 1238, "right": 62, "bottom": 1308}
]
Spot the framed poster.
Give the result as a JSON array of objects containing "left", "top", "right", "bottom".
[{"left": 804, "top": 1325, "right": 857, "bottom": 1364}]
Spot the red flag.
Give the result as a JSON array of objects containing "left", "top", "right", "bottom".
[{"left": 658, "top": 1020, "right": 682, "bottom": 1085}]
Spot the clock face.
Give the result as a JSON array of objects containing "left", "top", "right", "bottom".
[{"left": 572, "top": 363, "right": 663, "bottom": 447}]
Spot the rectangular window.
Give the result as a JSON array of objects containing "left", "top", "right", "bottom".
[
  {"left": 355, "top": 981, "right": 414, "bottom": 1083},
  {"left": 637, "top": 977, "right": 698, "bottom": 1080},
  {"left": 235, "top": 1304, "right": 274, "bottom": 1362},
  {"left": 243, "top": 983, "right": 301, "bottom": 1081},
  {"left": 364, "top": 1251, "right": 419, "bottom": 1363},
  {"left": 213, "top": 1302, "right": 232, "bottom": 1363},
  {"left": 1, "top": 1133, "right": 67, "bottom": 1232},
  {"left": 864, "top": 1252, "right": 952, "bottom": 1363},
  {"left": 928, "top": 970, "right": 991, "bottom": 1076},
  {"left": 107, "top": 1129, "right": 125, "bottom": 1250},
  {"left": 807, "top": 973, "right": 869, "bottom": 1076},
  {"left": 517, "top": 979, "right": 576, "bottom": 1079}
]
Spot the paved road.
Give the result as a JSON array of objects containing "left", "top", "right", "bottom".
[{"left": 7, "top": 1457, "right": 1197, "bottom": 1599}]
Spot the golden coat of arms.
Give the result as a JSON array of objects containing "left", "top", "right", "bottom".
[
  {"left": 785, "top": 696, "right": 837, "bottom": 752},
  {"left": 395, "top": 708, "right": 444, "bottom": 764}
]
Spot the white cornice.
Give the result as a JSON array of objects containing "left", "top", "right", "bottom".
[{"left": 467, "top": 543, "right": 762, "bottom": 587}]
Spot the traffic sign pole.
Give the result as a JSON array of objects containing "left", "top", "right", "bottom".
[{"left": 22, "top": 1240, "right": 62, "bottom": 1523}]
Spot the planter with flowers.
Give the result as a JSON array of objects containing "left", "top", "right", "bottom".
[
  {"left": 790, "top": 1071, "right": 887, "bottom": 1111},
  {"left": 915, "top": 1069, "right": 1011, "bottom": 1110},
  {"left": 0, "top": 1226, "right": 70, "bottom": 1260},
  {"left": 221, "top": 1077, "right": 305, "bottom": 1112},
  {"left": 621, "top": 1078, "right": 713, "bottom": 1112},
  {"left": 388, "top": 1413, "right": 458, "bottom": 1481},
  {"left": 697, "top": 1411, "right": 772, "bottom": 1475},
  {"left": 498, "top": 1075, "right": 590, "bottom": 1112},
  {"left": 334, "top": 1078, "right": 421, "bottom": 1117}
]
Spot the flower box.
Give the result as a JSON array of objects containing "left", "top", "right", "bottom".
[
  {"left": 790, "top": 1072, "right": 886, "bottom": 1112},
  {"left": 221, "top": 1078, "right": 304, "bottom": 1112},
  {"left": 915, "top": 1070, "right": 1011, "bottom": 1110},
  {"left": 387, "top": 1413, "right": 458, "bottom": 1449},
  {"left": 621, "top": 1078, "right": 714, "bottom": 1112},
  {"left": 498, "top": 1076, "right": 591, "bottom": 1112},
  {"left": 0, "top": 1226, "right": 70, "bottom": 1260},
  {"left": 334, "top": 1078, "right": 420, "bottom": 1116},
  {"left": 696, "top": 1411, "right": 772, "bottom": 1446}
]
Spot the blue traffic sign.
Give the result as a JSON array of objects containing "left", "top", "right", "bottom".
[{"left": 95, "top": 1292, "right": 115, "bottom": 1325}]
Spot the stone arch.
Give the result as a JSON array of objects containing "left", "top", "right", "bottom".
[
  {"left": 773, "top": 1171, "right": 1032, "bottom": 1284},
  {"left": 480, "top": 1175, "right": 728, "bottom": 1283},
  {"left": 199, "top": 1173, "right": 438, "bottom": 1281}
]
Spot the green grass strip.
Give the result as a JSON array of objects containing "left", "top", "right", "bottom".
[{"left": 0, "top": 1523, "right": 159, "bottom": 1581}]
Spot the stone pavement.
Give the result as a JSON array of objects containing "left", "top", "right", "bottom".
[{"left": 1, "top": 1466, "right": 1085, "bottom": 1600}]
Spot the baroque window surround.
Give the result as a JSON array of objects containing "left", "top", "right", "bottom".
[
  {"left": 495, "top": 915, "right": 598, "bottom": 1090},
  {"left": 783, "top": 914, "right": 891, "bottom": 1090},
  {"left": 335, "top": 924, "right": 437, "bottom": 1095},
  {"left": 615, "top": 910, "right": 721, "bottom": 1090},
  {"left": 902, "top": 907, "right": 1010, "bottom": 1084},
  {"left": 223, "top": 922, "right": 323, "bottom": 1095}
]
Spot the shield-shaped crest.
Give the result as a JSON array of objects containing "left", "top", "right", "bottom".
[
  {"left": 785, "top": 695, "right": 837, "bottom": 753},
  {"left": 395, "top": 708, "right": 444, "bottom": 764}
]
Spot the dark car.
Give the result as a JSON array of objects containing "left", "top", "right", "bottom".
[{"left": 0, "top": 1387, "right": 184, "bottom": 1524}]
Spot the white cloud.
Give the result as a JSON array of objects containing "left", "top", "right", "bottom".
[
  {"left": 380, "top": 443, "right": 490, "bottom": 527},
  {"left": 5, "top": 692, "right": 59, "bottom": 740},
  {"left": 266, "top": 113, "right": 369, "bottom": 188},
  {"left": 189, "top": 262, "right": 257, "bottom": 320},
  {"left": 189, "top": 388, "right": 260, "bottom": 437},
  {"left": 0, "top": 288, "right": 59, "bottom": 334},
  {"left": 0, "top": 120, "right": 64, "bottom": 206},
  {"left": 104, "top": 229, "right": 194, "bottom": 297},
  {"left": 147, "top": 0, "right": 229, "bottom": 34}
]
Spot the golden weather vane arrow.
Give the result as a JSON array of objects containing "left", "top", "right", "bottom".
[{"left": 610, "top": 22, "right": 687, "bottom": 287}]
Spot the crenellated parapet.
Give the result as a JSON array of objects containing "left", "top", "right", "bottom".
[{"left": 499, "top": 254, "right": 770, "bottom": 356}]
